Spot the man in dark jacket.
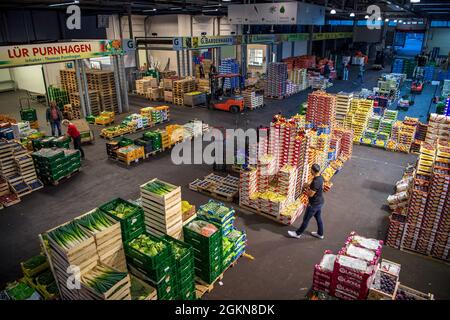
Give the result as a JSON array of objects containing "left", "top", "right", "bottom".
[
  {"left": 288, "top": 164, "right": 325, "bottom": 239},
  {"left": 46, "top": 101, "right": 64, "bottom": 137}
]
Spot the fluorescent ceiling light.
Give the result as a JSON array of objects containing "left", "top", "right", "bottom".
[
  {"left": 170, "top": 7, "right": 182, "bottom": 10},
  {"left": 349, "top": 12, "right": 355, "bottom": 17},
  {"left": 203, "top": 9, "right": 219, "bottom": 13},
  {"left": 365, "top": 15, "right": 369, "bottom": 19},
  {"left": 412, "top": 21, "right": 417, "bottom": 24},
  {"left": 222, "top": 0, "right": 232, "bottom": 2},
  {"left": 49, "top": 0, "right": 79, "bottom": 7},
  {"left": 377, "top": 17, "right": 382, "bottom": 21},
  {"left": 410, "top": 0, "right": 420, "bottom": 3},
  {"left": 143, "top": 9, "right": 157, "bottom": 12},
  {"left": 203, "top": 4, "right": 222, "bottom": 8},
  {"left": 398, "top": 20, "right": 403, "bottom": 22},
  {"left": 394, "top": 19, "right": 398, "bottom": 22},
  {"left": 385, "top": 18, "right": 389, "bottom": 22},
  {"left": 330, "top": 9, "right": 336, "bottom": 14}
]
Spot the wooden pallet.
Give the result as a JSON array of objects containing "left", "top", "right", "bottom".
[
  {"left": 195, "top": 253, "right": 243, "bottom": 299},
  {"left": 400, "top": 247, "right": 450, "bottom": 266},
  {"left": 49, "top": 169, "right": 80, "bottom": 186},
  {"left": 264, "top": 94, "right": 287, "bottom": 100},
  {"left": 238, "top": 203, "right": 290, "bottom": 225},
  {"left": 196, "top": 185, "right": 236, "bottom": 202}
]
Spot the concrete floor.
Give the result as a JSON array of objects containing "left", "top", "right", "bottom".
[{"left": 0, "top": 66, "right": 449, "bottom": 299}]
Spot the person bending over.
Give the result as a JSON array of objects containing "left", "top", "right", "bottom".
[{"left": 62, "top": 119, "right": 85, "bottom": 159}]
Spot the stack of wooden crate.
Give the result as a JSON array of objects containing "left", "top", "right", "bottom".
[
  {"left": 140, "top": 179, "right": 183, "bottom": 239},
  {"left": 335, "top": 92, "right": 353, "bottom": 125},
  {"left": 172, "top": 79, "right": 196, "bottom": 106},
  {"left": 63, "top": 104, "right": 82, "bottom": 120},
  {"left": 75, "top": 209, "right": 127, "bottom": 272},
  {"left": 69, "top": 91, "right": 101, "bottom": 116},
  {"left": 60, "top": 70, "right": 78, "bottom": 93},
  {"left": 44, "top": 222, "right": 99, "bottom": 300},
  {"left": 87, "top": 71, "right": 118, "bottom": 114}
]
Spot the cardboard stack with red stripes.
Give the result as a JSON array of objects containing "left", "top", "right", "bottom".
[{"left": 306, "top": 91, "right": 337, "bottom": 128}]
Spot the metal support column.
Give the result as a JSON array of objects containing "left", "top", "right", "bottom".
[
  {"left": 176, "top": 51, "right": 181, "bottom": 76},
  {"left": 113, "top": 55, "right": 127, "bottom": 113},
  {"left": 307, "top": 26, "right": 313, "bottom": 55},
  {"left": 240, "top": 44, "right": 247, "bottom": 76},
  {"left": 181, "top": 50, "right": 186, "bottom": 77},
  {"left": 74, "top": 60, "right": 87, "bottom": 117},
  {"left": 79, "top": 61, "right": 92, "bottom": 116}
]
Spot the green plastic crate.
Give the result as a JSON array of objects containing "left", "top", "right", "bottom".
[
  {"left": 122, "top": 225, "right": 145, "bottom": 242},
  {"left": 128, "top": 256, "right": 176, "bottom": 284},
  {"left": 124, "top": 232, "right": 172, "bottom": 270},
  {"left": 20, "top": 108, "right": 37, "bottom": 122},
  {"left": 177, "top": 282, "right": 196, "bottom": 300},
  {"left": 100, "top": 198, "right": 145, "bottom": 234}
]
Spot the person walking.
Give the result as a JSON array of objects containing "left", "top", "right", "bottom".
[
  {"left": 288, "top": 164, "right": 325, "bottom": 239},
  {"left": 323, "top": 62, "right": 331, "bottom": 79},
  {"left": 357, "top": 63, "right": 365, "bottom": 84},
  {"left": 46, "top": 101, "right": 63, "bottom": 137},
  {"left": 343, "top": 62, "right": 349, "bottom": 81},
  {"left": 62, "top": 119, "right": 85, "bottom": 159}
]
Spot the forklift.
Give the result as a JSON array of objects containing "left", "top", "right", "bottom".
[{"left": 206, "top": 67, "right": 244, "bottom": 114}]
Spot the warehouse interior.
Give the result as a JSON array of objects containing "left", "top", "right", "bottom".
[{"left": 0, "top": 0, "right": 449, "bottom": 302}]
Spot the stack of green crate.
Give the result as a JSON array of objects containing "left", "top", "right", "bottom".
[
  {"left": 31, "top": 148, "right": 65, "bottom": 183},
  {"left": 403, "top": 59, "right": 416, "bottom": 79},
  {"left": 164, "top": 236, "right": 196, "bottom": 300},
  {"left": 63, "top": 149, "right": 81, "bottom": 173},
  {"left": 383, "top": 110, "right": 398, "bottom": 121},
  {"left": 117, "top": 137, "right": 134, "bottom": 148},
  {"left": 41, "top": 137, "right": 56, "bottom": 148},
  {"left": 99, "top": 198, "right": 145, "bottom": 242},
  {"left": 20, "top": 108, "right": 37, "bottom": 122},
  {"left": 197, "top": 200, "right": 235, "bottom": 236},
  {"left": 151, "top": 110, "right": 163, "bottom": 124},
  {"left": 184, "top": 218, "right": 223, "bottom": 284},
  {"left": 51, "top": 136, "right": 71, "bottom": 149},
  {"left": 143, "top": 131, "right": 162, "bottom": 151},
  {"left": 222, "top": 236, "right": 234, "bottom": 270},
  {"left": 47, "top": 86, "right": 69, "bottom": 109},
  {"left": 226, "top": 228, "right": 246, "bottom": 262},
  {"left": 85, "top": 115, "right": 96, "bottom": 124},
  {"left": 367, "top": 115, "right": 381, "bottom": 131},
  {"left": 125, "top": 232, "right": 178, "bottom": 300}
]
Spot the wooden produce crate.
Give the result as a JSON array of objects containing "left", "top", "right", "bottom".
[
  {"left": 130, "top": 275, "right": 157, "bottom": 300},
  {"left": 79, "top": 265, "right": 131, "bottom": 300},
  {"left": 164, "top": 91, "right": 173, "bottom": 103},
  {"left": 367, "top": 269, "right": 399, "bottom": 300},
  {"left": 140, "top": 179, "right": 183, "bottom": 239},
  {"left": 395, "top": 283, "right": 434, "bottom": 300},
  {"left": 379, "top": 259, "right": 401, "bottom": 278},
  {"left": 75, "top": 209, "right": 127, "bottom": 272}
]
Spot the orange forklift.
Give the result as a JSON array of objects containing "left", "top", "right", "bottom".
[{"left": 206, "top": 70, "right": 244, "bottom": 113}]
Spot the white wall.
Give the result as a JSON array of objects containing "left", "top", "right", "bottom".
[
  {"left": 294, "top": 41, "right": 307, "bottom": 56},
  {"left": 0, "top": 69, "right": 11, "bottom": 81},
  {"left": 42, "top": 62, "right": 66, "bottom": 87},
  {"left": 426, "top": 28, "right": 450, "bottom": 56},
  {"left": 193, "top": 16, "right": 214, "bottom": 36},
  {"left": 10, "top": 65, "right": 46, "bottom": 94}
]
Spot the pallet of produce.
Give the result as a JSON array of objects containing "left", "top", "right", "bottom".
[
  {"left": 79, "top": 264, "right": 131, "bottom": 300},
  {"left": 163, "top": 235, "right": 196, "bottom": 300},
  {"left": 183, "top": 218, "right": 223, "bottom": 284},
  {"left": 367, "top": 268, "right": 399, "bottom": 300},
  {"left": 140, "top": 178, "right": 183, "bottom": 235},
  {"left": 99, "top": 198, "right": 145, "bottom": 242},
  {"left": 76, "top": 209, "right": 126, "bottom": 272},
  {"left": 4, "top": 281, "right": 41, "bottom": 300}
]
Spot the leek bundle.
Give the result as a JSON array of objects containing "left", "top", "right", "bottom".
[
  {"left": 48, "top": 221, "right": 90, "bottom": 250},
  {"left": 83, "top": 265, "right": 127, "bottom": 294},
  {"left": 77, "top": 210, "right": 114, "bottom": 232}
]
